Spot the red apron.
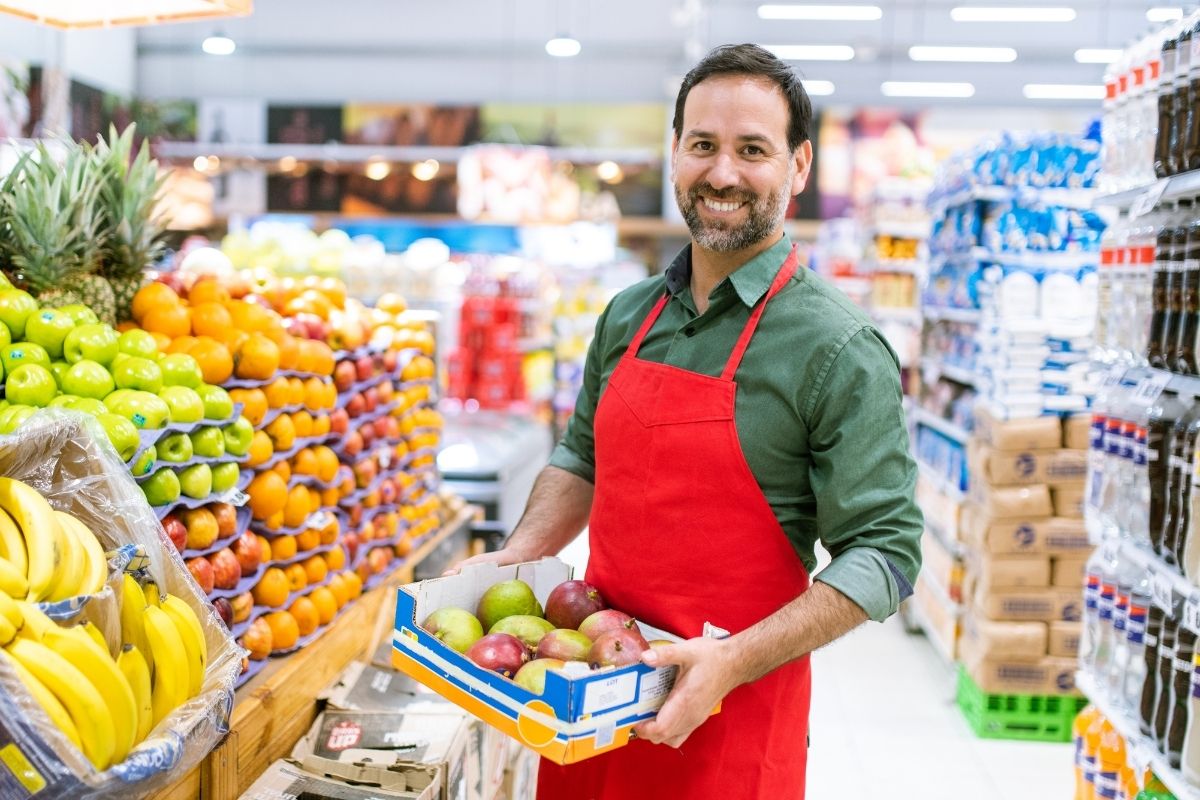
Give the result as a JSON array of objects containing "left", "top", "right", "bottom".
[{"left": 538, "top": 247, "right": 812, "bottom": 800}]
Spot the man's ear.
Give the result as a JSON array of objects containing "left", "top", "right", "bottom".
[{"left": 791, "top": 140, "right": 813, "bottom": 196}]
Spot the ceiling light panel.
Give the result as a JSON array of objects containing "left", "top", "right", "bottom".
[
  {"left": 1074, "top": 49, "right": 1122, "bottom": 64},
  {"left": 802, "top": 80, "right": 836, "bottom": 96},
  {"left": 881, "top": 81, "right": 976, "bottom": 98},
  {"left": 1023, "top": 84, "right": 1105, "bottom": 100},
  {"left": 0, "top": 0, "right": 250, "bottom": 28},
  {"left": 757, "top": 4, "right": 882, "bottom": 20},
  {"left": 950, "top": 7, "right": 1076, "bottom": 22},
  {"left": 764, "top": 44, "right": 855, "bottom": 61},
  {"left": 908, "top": 46, "right": 1017, "bottom": 62},
  {"left": 1146, "top": 7, "right": 1184, "bottom": 22}
]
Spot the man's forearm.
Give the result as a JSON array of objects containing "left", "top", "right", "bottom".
[
  {"left": 728, "top": 582, "right": 868, "bottom": 686},
  {"left": 505, "top": 465, "right": 594, "bottom": 561}
]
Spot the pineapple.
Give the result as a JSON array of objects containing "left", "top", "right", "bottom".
[
  {"left": 1, "top": 141, "right": 110, "bottom": 320},
  {"left": 94, "top": 125, "right": 168, "bottom": 323}
]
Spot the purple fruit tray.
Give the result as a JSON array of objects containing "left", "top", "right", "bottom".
[
  {"left": 250, "top": 508, "right": 339, "bottom": 538},
  {"left": 286, "top": 473, "right": 335, "bottom": 491},
  {"left": 269, "top": 603, "right": 350, "bottom": 657},
  {"left": 334, "top": 377, "right": 396, "bottom": 411},
  {"left": 254, "top": 434, "right": 333, "bottom": 473},
  {"left": 235, "top": 655, "right": 269, "bottom": 688},
  {"left": 150, "top": 474, "right": 252, "bottom": 520},
  {"left": 134, "top": 455, "right": 244, "bottom": 483},
  {"left": 124, "top": 402, "right": 246, "bottom": 470},
  {"left": 179, "top": 504, "right": 253, "bottom": 559},
  {"left": 332, "top": 343, "right": 384, "bottom": 363},
  {"left": 257, "top": 404, "right": 306, "bottom": 430},
  {"left": 269, "top": 540, "right": 340, "bottom": 569}
]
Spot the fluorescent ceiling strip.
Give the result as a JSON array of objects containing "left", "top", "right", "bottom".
[
  {"left": 802, "top": 80, "right": 835, "bottom": 96},
  {"left": 881, "top": 81, "right": 975, "bottom": 98},
  {"left": 757, "top": 4, "right": 882, "bottom": 20},
  {"left": 1074, "top": 48, "right": 1122, "bottom": 64},
  {"left": 764, "top": 44, "right": 855, "bottom": 61},
  {"left": 909, "top": 45, "right": 1016, "bottom": 62},
  {"left": 1023, "top": 83, "right": 1105, "bottom": 100},
  {"left": 950, "top": 6, "right": 1076, "bottom": 22},
  {"left": 1146, "top": 7, "right": 1184, "bottom": 22}
]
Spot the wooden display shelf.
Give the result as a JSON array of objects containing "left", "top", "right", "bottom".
[{"left": 147, "top": 504, "right": 480, "bottom": 800}]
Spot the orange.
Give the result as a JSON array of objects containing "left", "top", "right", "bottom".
[
  {"left": 295, "top": 527, "right": 320, "bottom": 552},
  {"left": 247, "top": 470, "right": 288, "bottom": 521},
  {"left": 284, "top": 563, "right": 308, "bottom": 591},
  {"left": 220, "top": 329, "right": 250, "bottom": 355},
  {"left": 251, "top": 567, "right": 290, "bottom": 608},
  {"left": 266, "top": 414, "right": 296, "bottom": 451},
  {"left": 230, "top": 388, "right": 268, "bottom": 426},
  {"left": 327, "top": 573, "right": 350, "bottom": 608},
  {"left": 271, "top": 459, "right": 291, "bottom": 484},
  {"left": 411, "top": 330, "right": 435, "bottom": 356},
  {"left": 302, "top": 554, "right": 329, "bottom": 585},
  {"left": 394, "top": 538, "right": 411, "bottom": 558},
  {"left": 319, "top": 516, "right": 340, "bottom": 545},
  {"left": 320, "top": 486, "right": 339, "bottom": 508},
  {"left": 271, "top": 534, "right": 298, "bottom": 561},
  {"left": 188, "top": 336, "right": 234, "bottom": 384},
  {"left": 116, "top": 320, "right": 137, "bottom": 333},
  {"left": 264, "top": 377, "right": 291, "bottom": 410},
  {"left": 291, "top": 410, "right": 314, "bottom": 438},
  {"left": 298, "top": 340, "right": 335, "bottom": 376},
  {"left": 319, "top": 277, "right": 347, "bottom": 309},
  {"left": 264, "top": 611, "right": 299, "bottom": 651},
  {"left": 188, "top": 277, "right": 230, "bottom": 306},
  {"left": 312, "top": 414, "right": 331, "bottom": 437},
  {"left": 302, "top": 377, "right": 326, "bottom": 411},
  {"left": 291, "top": 448, "right": 318, "bottom": 477},
  {"left": 313, "top": 446, "right": 339, "bottom": 483},
  {"left": 277, "top": 334, "right": 300, "bottom": 371},
  {"left": 227, "top": 300, "right": 272, "bottom": 334},
  {"left": 263, "top": 510, "right": 285, "bottom": 531},
  {"left": 256, "top": 534, "right": 272, "bottom": 562},
  {"left": 309, "top": 586, "right": 338, "bottom": 625},
  {"left": 166, "top": 335, "right": 198, "bottom": 355},
  {"left": 323, "top": 545, "right": 346, "bottom": 572},
  {"left": 283, "top": 485, "right": 311, "bottom": 528},
  {"left": 289, "top": 596, "right": 320, "bottom": 636},
  {"left": 376, "top": 292, "right": 407, "bottom": 315},
  {"left": 191, "top": 302, "right": 233, "bottom": 339},
  {"left": 132, "top": 282, "right": 181, "bottom": 323},
  {"left": 342, "top": 570, "right": 363, "bottom": 600},
  {"left": 142, "top": 304, "right": 191, "bottom": 339},
  {"left": 234, "top": 333, "right": 281, "bottom": 380},
  {"left": 286, "top": 377, "right": 305, "bottom": 406},
  {"left": 246, "top": 430, "right": 273, "bottom": 467}
]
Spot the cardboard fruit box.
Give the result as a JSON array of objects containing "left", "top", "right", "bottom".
[{"left": 392, "top": 558, "right": 702, "bottom": 765}]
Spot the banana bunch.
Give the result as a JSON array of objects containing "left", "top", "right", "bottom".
[
  {"left": 0, "top": 581, "right": 207, "bottom": 771},
  {"left": 0, "top": 478, "right": 108, "bottom": 602}
]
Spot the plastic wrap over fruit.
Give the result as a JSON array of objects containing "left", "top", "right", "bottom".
[{"left": 0, "top": 410, "right": 245, "bottom": 798}]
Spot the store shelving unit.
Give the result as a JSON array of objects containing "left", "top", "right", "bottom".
[
  {"left": 917, "top": 460, "right": 967, "bottom": 504},
  {"left": 924, "top": 306, "right": 982, "bottom": 324},
  {"left": 911, "top": 406, "right": 970, "bottom": 445},
  {"left": 1095, "top": 167, "right": 1200, "bottom": 213},
  {"left": 921, "top": 357, "right": 978, "bottom": 389}
]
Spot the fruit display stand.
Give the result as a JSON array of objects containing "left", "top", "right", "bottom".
[{"left": 147, "top": 502, "right": 478, "bottom": 800}]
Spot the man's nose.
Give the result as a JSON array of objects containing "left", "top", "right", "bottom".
[{"left": 705, "top": 152, "right": 739, "bottom": 190}]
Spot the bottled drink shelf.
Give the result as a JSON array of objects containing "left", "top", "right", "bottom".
[
  {"left": 912, "top": 406, "right": 970, "bottom": 445},
  {"left": 1096, "top": 171, "right": 1200, "bottom": 213},
  {"left": 1076, "top": 670, "right": 1200, "bottom": 800},
  {"left": 1099, "top": 537, "right": 1200, "bottom": 637}
]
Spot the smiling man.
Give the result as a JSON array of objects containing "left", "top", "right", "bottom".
[{"left": 449, "top": 43, "right": 923, "bottom": 799}]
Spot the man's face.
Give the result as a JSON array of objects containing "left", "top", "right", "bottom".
[{"left": 672, "top": 75, "right": 812, "bottom": 253}]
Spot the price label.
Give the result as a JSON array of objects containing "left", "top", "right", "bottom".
[
  {"left": 1130, "top": 178, "right": 1170, "bottom": 219},
  {"left": 1184, "top": 596, "right": 1200, "bottom": 633},
  {"left": 1133, "top": 372, "right": 1172, "bottom": 406},
  {"left": 222, "top": 489, "right": 250, "bottom": 508},
  {"left": 379, "top": 449, "right": 393, "bottom": 470},
  {"left": 308, "top": 511, "right": 333, "bottom": 530},
  {"left": 1152, "top": 571, "right": 1175, "bottom": 616},
  {"left": 1102, "top": 366, "right": 1125, "bottom": 388}
]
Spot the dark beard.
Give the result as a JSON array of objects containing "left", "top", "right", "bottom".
[{"left": 675, "top": 180, "right": 790, "bottom": 253}]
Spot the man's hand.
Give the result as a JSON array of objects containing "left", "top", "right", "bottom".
[
  {"left": 632, "top": 637, "right": 742, "bottom": 748},
  {"left": 441, "top": 546, "right": 529, "bottom": 577}
]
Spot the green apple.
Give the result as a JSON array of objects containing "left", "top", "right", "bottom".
[
  {"left": 178, "top": 463, "right": 213, "bottom": 500},
  {"left": 48, "top": 360, "right": 70, "bottom": 389},
  {"left": 6, "top": 364, "right": 57, "bottom": 407},
  {"left": 0, "top": 274, "right": 11, "bottom": 290},
  {"left": 62, "top": 360, "right": 115, "bottom": 400},
  {"left": 106, "top": 390, "right": 170, "bottom": 430},
  {"left": 159, "top": 386, "right": 204, "bottom": 424},
  {"left": 196, "top": 384, "right": 234, "bottom": 421},
  {"left": 158, "top": 354, "right": 203, "bottom": 389},
  {"left": 130, "top": 445, "right": 156, "bottom": 476},
  {"left": 211, "top": 462, "right": 240, "bottom": 493},
  {"left": 118, "top": 329, "right": 158, "bottom": 360},
  {"left": 0, "top": 321, "right": 10, "bottom": 350},
  {"left": 1, "top": 343, "right": 51, "bottom": 375},
  {"left": 141, "top": 468, "right": 181, "bottom": 506},
  {"left": 0, "top": 405, "right": 36, "bottom": 434},
  {"left": 222, "top": 416, "right": 253, "bottom": 457},
  {"left": 63, "top": 323, "right": 119, "bottom": 366},
  {"left": 23, "top": 309, "right": 76, "bottom": 360},
  {"left": 48, "top": 395, "right": 77, "bottom": 409},
  {"left": 55, "top": 305, "right": 99, "bottom": 326},
  {"left": 157, "top": 432, "right": 194, "bottom": 463},
  {"left": 95, "top": 412, "right": 140, "bottom": 460},
  {"left": 190, "top": 426, "right": 226, "bottom": 459},
  {"left": 0, "top": 290, "right": 38, "bottom": 339},
  {"left": 70, "top": 398, "right": 107, "bottom": 416},
  {"left": 113, "top": 357, "right": 163, "bottom": 393}
]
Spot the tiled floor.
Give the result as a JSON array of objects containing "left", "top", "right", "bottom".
[{"left": 557, "top": 532, "right": 1074, "bottom": 798}]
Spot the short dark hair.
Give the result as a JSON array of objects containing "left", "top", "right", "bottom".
[{"left": 672, "top": 43, "right": 813, "bottom": 152}]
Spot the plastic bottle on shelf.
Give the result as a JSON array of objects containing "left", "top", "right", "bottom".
[
  {"left": 1103, "top": 55, "right": 1122, "bottom": 191},
  {"left": 1154, "top": 619, "right": 1180, "bottom": 748},
  {"left": 1087, "top": 711, "right": 1111, "bottom": 799},
  {"left": 1131, "top": 205, "right": 1166, "bottom": 364},
  {"left": 1100, "top": 219, "right": 1119, "bottom": 363},
  {"left": 1099, "top": 722, "right": 1129, "bottom": 799},
  {"left": 1182, "top": 637, "right": 1200, "bottom": 784},
  {"left": 1157, "top": 29, "right": 1179, "bottom": 179},
  {"left": 1089, "top": 377, "right": 1122, "bottom": 539},
  {"left": 1174, "top": 216, "right": 1200, "bottom": 375},
  {"left": 1141, "top": 606, "right": 1167, "bottom": 738},
  {"left": 1085, "top": 546, "right": 1109, "bottom": 670},
  {"left": 1167, "top": 628, "right": 1198, "bottom": 766},
  {"left": 1148, "top": 391, "right": 1191, "bottom": 560},
  {"left": 1186, "top": 433, "right": 1200, "bottom": 583},
  {"left": 1166, "top": 399, "right": 1200, "bottom": 568},
  {"left": 1173, "top": 21, "right": 1195, "bottom": 175},
  {"left": 1157, "top": 200, "right": 1192, "bottom": 370},
  {"left": 1149, "top": 202, "right": 1176, "bottom": 368},
  {"left": 1144, "top": 31, "right": 1164, "bottom": 187},
  {"left": 1124, "top": 581, "right": 1154, "bottom": 715},
  {"left": 1077, "top": 705, "right": 1102, "bottom": 799}
]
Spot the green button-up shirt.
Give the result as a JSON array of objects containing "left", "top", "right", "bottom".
[{"left": 549, "top": 235, "right": 923, "bottom": 622}]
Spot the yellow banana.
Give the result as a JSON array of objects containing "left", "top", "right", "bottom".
[
  {"left": 142, "top": 581, "right": 161, "bottom": 609},
  {"left": 42, "top": 628, "right": 136, "bottom": 765},
  {"left": 143, "top": 605, "right": 187, "bottom": 726},
  {"left": 0, "top": 508, "right": 27, "bottom": 577},
  {"left": 78, "top": 620, "right": 110, "bottom": 658},
  {"left": 15, "top": 601, "right": 55, "bottom": 641},
  {"left": 0, "top": 612, "right": 16, "bottom": 646},
  {"left": 119, "top": 574, "right": 153, "bottom": 679},
  {"left": 46, "top": 513, "right": 83, "bottom": 602},
  {"left": 0, "top": 591, "right": 22, "bottom": 635},
  {"left": 0, "top": 479, "right": 64, "bottom": 601},
  {"left": 0, "top": 557, "right": 27, "bottom": 599},
  {"left": 116, "top": 644, "right": 153, "bottom": 746},
  {"left": 0, "top": 649, "right": 81, "bottom": 751},
  {"left": 6, "top": 637, "right": 115, "bottom": 770},
  {"left": 160, "top": 594, "right": 207, "bottom": 698},
  {"left": 54, "top": 512, "right": 107, "bottom": 595}
]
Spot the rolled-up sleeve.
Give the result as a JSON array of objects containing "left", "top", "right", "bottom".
[
  {"left": 547, "top": 305, "right": 612, "bottom": 484},
  {"left": 806, "top": 326, "right": 923, "bottom": 622}
]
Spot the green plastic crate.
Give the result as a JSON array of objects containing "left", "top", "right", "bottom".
[{"left": 955, "top": 666, "right": 1087, "bottom": 743}]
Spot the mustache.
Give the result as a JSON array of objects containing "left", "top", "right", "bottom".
[{"left": 688, "top": 184, "right": 755, "bottom": 203}]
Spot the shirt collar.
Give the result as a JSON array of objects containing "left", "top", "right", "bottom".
[{"left": 663, "top": 234, "right": 794, "bottom": 308}]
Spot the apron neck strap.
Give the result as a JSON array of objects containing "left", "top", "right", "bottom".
[
  {"left": 626, "top": 293, "right": 671, "bottom": 357},
  {"left": 720, "top": 244, "right": 799, "bottom": 381}
]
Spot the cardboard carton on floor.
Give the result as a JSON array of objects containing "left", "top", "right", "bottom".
[
  {"left": 240, "top": 759, "right": 436, "bottom": 800},
  {"left": 292, "top": 710, "right": 468, "bottom": 800},
  {"left": 973, "top": 407, "right": 1062, "bottom": 451},
  {"left": 392, "top": 558, "right": 703, "bottom": 765},
  {"left": 962, "top": 651, "right": 1080, "bottom": 696},
  {"left": 1053, "top": 485, "right": 1086, "bottom": 519},
  {"left": 973, "top": 586, "right": 1082, "bottom": 623},
  {"left": 323, "top": 660, "right": 423, "bottom": 712},
  {"left": 959, "top": 612, "right": 1047, "bottom": 660},
  {"left": 968, "top": 443, "right": 1088, "bottom": 487},
  {"left": 967, "top": 553, "right": 1051, "bottom": 590},
  {"left": 1051, "top": 556, "right": 1088, "bottom": 588},
  {"left": 962, "top": 507, "right": 1090, "bottom": 555},
  {"left": 1048, "top": 621, "right": 1082, "bottom": 658}
]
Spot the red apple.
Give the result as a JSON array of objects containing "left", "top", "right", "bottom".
[
  {"left": 467, "top": 633, "right": 530, "bottom": 678},
  {"left": 342, "top": 430, "right": 364, "bottom": 457},
  {"left": 348, "top": 504, "right": 363, "bottom": 528},
  {"left": 210, "top": 502, "right": 238, "bottom": 539},
  {"left": 231, "top": 591, "right": 254, "bottom": 623},
  {"left": 379, "top": 480, "right": 398, "bottom": 505},
  {"left": 342, "top": 531, "right": 361, "bottom": 562},
  {"left": 334, "top": 361, "right": 357, "bottom": 392},
  {"left": 367, "top": 546, "right": 392, "bottom": 575},
  {"left": 381, "top": 416, "right": 401, "bottom": 440},
  {"left": 186, "top": 556, "right": 215, "bottom": 594},
  {"left": 360, "top": 422, "right": 377, "bottom": 448},
  {"left": 181, "top": 507, "right": 220, "bottom": 551},
  {"left": 231, "top": 530, "right": 263, "bottom": 576},
  {"left": 209, "top": 548, "right": 242, "bottom": 590},
  {"left": 355, "top": 557, "right": 371, "bottom": 584},
  {"left": 346, "top": 394, "right": 366, "bottom": 418},
  {"left": 545, "top": 580, "right": 607, "bottom": 630},
  {"left": 382, "top": 350, "right": 398, "bottom": 374},
  {"left": 162, "top": 515, "right": 187, "bottom": 555},
  {"left": 354, "top": 459, "right": 378, "bottom": 489},
  {"left": 376, "top": 380, "right": 394, "bottom": 403},
  {"left": 212, "top": 597, "right": 234, "bottom": 629},
  {"left": 355, "top": 356, "right": 375, "bottom": 382},
  {"left": 362, "top": 387, "right": 379, "bottom": 413},
  {"left": 329, "top": 407, "right": 349, "bottom": 434},
  {"left": 373, "top": 416, "right": 390, "bottom": 440}
]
